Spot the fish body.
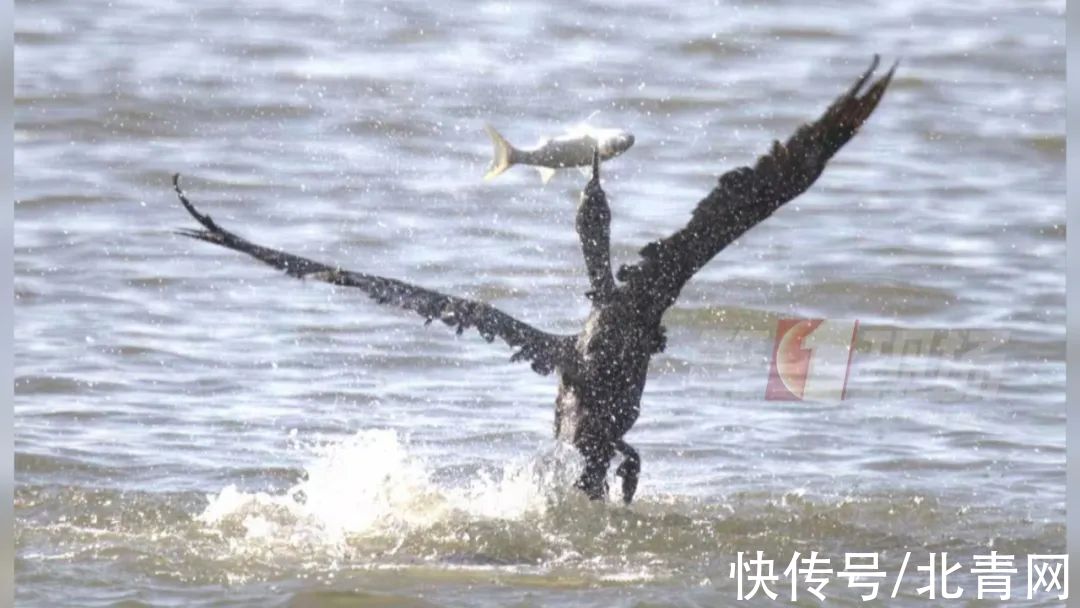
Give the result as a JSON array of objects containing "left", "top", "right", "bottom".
[{"left": 484, "top": 124, "right": 635, "bottom": 183}]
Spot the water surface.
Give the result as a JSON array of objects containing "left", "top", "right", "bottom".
[{"left": 15, "top": 0, "right": 1065, "bottom": 606}]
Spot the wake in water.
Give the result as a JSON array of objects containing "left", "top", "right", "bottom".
[
  {"left": 197, "top": 430, "right": 593, "bottom": 564},
  {"left": 15, "top": 429, "right": 1063, "bottom": 594},
  {"left": 190, "top": 428, "right": 1064, "bottom": 589}
]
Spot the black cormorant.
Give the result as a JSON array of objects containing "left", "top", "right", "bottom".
[{"left": 173, "top": 56, "right": 895, "bottom": 503}]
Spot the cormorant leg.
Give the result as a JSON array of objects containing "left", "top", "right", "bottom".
[
  {"left": 614, "top": 439, "right": 640, "bottom": 504},
  {"left": 574, "top": 438, "right": 613, "bottom": 501},
  {"left": 576, "top": 149, "right": 616, "bottom": 304}
]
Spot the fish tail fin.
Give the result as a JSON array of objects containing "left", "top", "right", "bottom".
[
  {"left": 483, "top": 124, "right": 516, "bottom": 180},
  {"left": 536, "top": 167, "right": 556, "bottom": 184}
]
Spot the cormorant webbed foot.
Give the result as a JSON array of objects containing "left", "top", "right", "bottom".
[
  {"left": 574, "top": 468, "right": 609, "bottom": 501},
  {"left": 575, "top": 439, "right": 614, "bottom": 501},
  {"left": 614, "top": 440, "right": 640, "bottom": 504}
]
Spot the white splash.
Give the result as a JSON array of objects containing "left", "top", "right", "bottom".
[{"left": 197, "top": 429, "right": 580, "bottom": 552}]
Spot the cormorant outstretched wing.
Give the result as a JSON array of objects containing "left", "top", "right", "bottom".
[
  {"left": 617, "top": 55, "right": 897, "bottom": 313},
  {"left": 172, "top": 175, "right": 574, "bottom": 375}
]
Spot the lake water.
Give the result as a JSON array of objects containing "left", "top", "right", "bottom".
[{"left": 15, "top": 0, "right": 1065, "bottom": 606}]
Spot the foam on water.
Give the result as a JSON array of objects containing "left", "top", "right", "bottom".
[{"left": 197, "top": 430, "right": 583, "bottom": 556}]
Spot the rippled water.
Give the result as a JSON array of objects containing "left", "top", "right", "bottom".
[{"left": 15, "top": 0, "right": 1065, "bottom": 606}]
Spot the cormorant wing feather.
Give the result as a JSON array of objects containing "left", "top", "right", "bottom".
[
  {"left": 171, "top": 175, "right": 574, "bottom": 375},
  {"left": 617, "top": 55, "right": 897, "bottom": 312}
]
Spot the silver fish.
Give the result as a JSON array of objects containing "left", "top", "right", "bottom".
[{"left": 483, "top": 123, "right": 635, "bottom": 184}]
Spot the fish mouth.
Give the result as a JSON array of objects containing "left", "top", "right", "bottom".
[{"left": 599, "top": 133, "right": 635, "bottom": 158}]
